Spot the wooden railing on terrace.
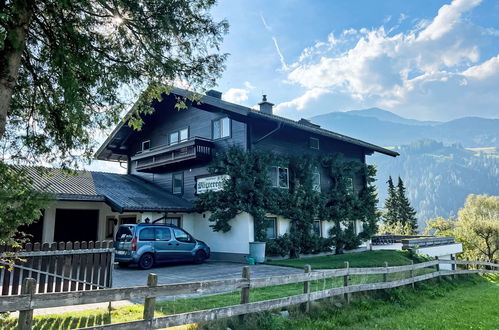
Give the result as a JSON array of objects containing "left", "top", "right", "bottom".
[{"left": 2, "top": 259, "right": 497, "bottom": 330}]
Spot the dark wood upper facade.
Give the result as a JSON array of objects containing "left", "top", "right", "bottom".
[{"left": 96, "top": 89, "right": 398, "bottom": 203}]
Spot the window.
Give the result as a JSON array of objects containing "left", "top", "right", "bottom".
[
  {"left": 172, "top": 172, "right": 183, "bottom": 195},
  {"left": 269, "top": 166, "right": 289, "bottom": 189},
  {"left": 155, "top": 217, "right": 181, "bottom": 227},
  {"left": 142, "top": 140, "right": 150, "bottom": 151},
  {"left": 313, "top": 220, "right": 322, "bottom": 237},
  {"left": 169, "top": 127, "right": 189, "bottom": 145},
  {"left": 212, "top": 117, "right": 231, "bottom": 139},
  {"left": 310, "top": 137, "right": 319, "bottom": 150},
  {"left": 173, "top": 227, "right": 193, "bottom": 243},
  {"left": 155, "top": 228, "right": 172, "bottom": 241},
  {"left": 312, "top": 168, "right": 321, "bottom": 192},
  {"left": 139, "top": 228, "right": 155, "bottom": 241},
  {"left": 264, "top": 217, "right": 277, "bottom": 239}
]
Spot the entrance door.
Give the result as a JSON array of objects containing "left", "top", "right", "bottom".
[{"left": 54, "top": 209, "right": 99, "bottom": 242}]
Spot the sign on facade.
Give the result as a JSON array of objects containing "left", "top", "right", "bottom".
[{"left": 196, "top": 175, "right": 230, "bottom": 194}]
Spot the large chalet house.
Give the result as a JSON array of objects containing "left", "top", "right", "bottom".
[{"left": 24, "top": 88, "right": 398, "bottom": 261}]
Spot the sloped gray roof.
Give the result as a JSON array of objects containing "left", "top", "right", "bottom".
[
  {"left": 95, "top": 87, "right": 398, "bottom": 161},
  {"left": 25, "top": 167, "right": 192, "bottom": 212}
]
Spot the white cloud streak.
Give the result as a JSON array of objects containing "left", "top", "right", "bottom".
[{"left": 280, "top": 0, "right": 499, "bottom": 119}]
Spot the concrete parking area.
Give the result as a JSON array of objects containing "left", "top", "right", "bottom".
[{"left": 113, "top": 260, "right": 302, "bottom": 287}]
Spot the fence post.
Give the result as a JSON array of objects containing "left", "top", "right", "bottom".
[
  {"left": 240, "top": 266, "right": 250, "bottom": 304},
  {"left": 343, "top": 261, "right": 350, "bottom": 304},
  {"left": 410, "top": 260, "right": 415, "bottom": 289},
  {"left": 143, "top": 273, "right": 158, "bottom": 327},
  {"left": 435, "top": 257, "right": 440, "bottom": 272},
  {"left": 303, "top": 264, "right": 311, "bottom": 312},
  {"left": 383, "top": 261, "right": 388, "bottom": 283},
  {"left": 18, "top": 277, "right": 36, "bottom": 330},
  {"left": 451, "top": 255, "right": 456, "bottom": 279},
  {"left": 239, "top": 266, "right": 251, "bottom": 323}
]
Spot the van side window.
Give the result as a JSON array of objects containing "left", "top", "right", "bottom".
[
  {"left": 173, "top": 227, "right": 192, "bottom": 243},
  {"left": 139, "top": 228, "right": 155, "bottom": 241},
  {"left": 155, "top": 228, "right": 171, "bottom": 241}
]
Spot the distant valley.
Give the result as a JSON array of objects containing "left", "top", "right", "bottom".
[{"left": 310, "top": 109, "right": 499, "bottom": 229}]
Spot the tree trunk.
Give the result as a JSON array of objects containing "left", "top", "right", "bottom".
[{"left": 0, "top": 0, "right": 34, "bottom": 139}]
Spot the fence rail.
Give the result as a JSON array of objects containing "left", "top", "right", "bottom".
[
  {"left": 0, "top": 241, "right": 114, "bottom": 296},
  {"left": 2, "top": 259, "right": 497, "bottom": 330}
]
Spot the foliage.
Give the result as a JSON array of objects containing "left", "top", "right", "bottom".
[
  {"left": 425, "top": 194, "right": 499, "bottom": 263},
  {"left": 0, "top": 0, "right": 227, "bottom": 246},
  {"left": 377, "top": 220, "right": 414, "bottom": 236},
  {"left": 381, "top": 176, "right": 418, "bottom": 234},
  {"left": 383, "top": 176, "right": 398, "bottom": 225},
  {"left": 454, "top": 194, "right": 499, "bottom": 263},
  {"left": 0, "top": 0, "right": 228, "bottom": 167},
  {"left": 396, "top": 177, "right": 418, "bottom": 232},
  {"left": 423, "top": 216, "right": 456, "bottom": 236},
  {"left": 0, "top": 164, "right": 53, "bottom": 245},
  {"left": 196, "top": 147, "right": 380, "bottom": 255}
]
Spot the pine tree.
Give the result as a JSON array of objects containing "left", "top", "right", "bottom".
[
  {"left": 383, "top": 176, "right": 398, "bottom": 225},
  {"left": 396, "top": 177, "right": 418, "bottom": 233}
]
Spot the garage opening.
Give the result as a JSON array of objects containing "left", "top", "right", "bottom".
[{"left": 54, "top": 209, "right": 99, "bottom": 242}]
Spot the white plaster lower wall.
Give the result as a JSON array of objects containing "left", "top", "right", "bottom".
[{"left": 186, "top": 212, "right": 253, "bottom": 255}]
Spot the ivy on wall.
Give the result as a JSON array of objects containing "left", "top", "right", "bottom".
[{"left": 195, "top": 146, "right": 380, "bottom": 255}]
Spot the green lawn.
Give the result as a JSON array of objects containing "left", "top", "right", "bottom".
[
  {"left": 277, "top": 274, "right": 499, "bottom": 330},
  {"left": 266, "top": 250, "right": 426, "bottom": 269}
]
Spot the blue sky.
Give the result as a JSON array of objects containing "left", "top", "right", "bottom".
[
  {"left": 209, "top": 0, "right": 499, "bottom": 121},
  {"left": 89, "top": 0, "right": 499, "bottom": 172}
]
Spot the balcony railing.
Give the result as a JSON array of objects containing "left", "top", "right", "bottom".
[{"left": 131, "top": 137, "right": 214, "bottom": 173}]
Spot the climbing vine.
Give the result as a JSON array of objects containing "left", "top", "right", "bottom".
[{"left": 196, "top": 146, "right": 380, "bottom": 255}]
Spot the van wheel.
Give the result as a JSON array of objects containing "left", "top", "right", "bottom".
[
  {"left": 194, "top": 251, "right": 206, "bottom": 264},
  {"left": 138, "top": 253, "right": 154, "bottom": 270}
]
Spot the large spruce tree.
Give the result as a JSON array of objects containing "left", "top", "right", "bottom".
[
  {"left": 396, "top": 177, "right": 418, "bottom": 232},
  {"left": 383, "top": 176, "right": 398, "bottom": 225}
]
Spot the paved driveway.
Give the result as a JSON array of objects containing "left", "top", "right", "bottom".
[{"left": 113, "top": 261, "right": 302, "bottom": 288}]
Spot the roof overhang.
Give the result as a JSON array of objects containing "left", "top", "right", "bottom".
[{"left": 95, "top": 87, "right": 399, "bottom": 160}]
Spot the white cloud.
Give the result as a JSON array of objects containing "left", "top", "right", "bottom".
[
  {"left": 223, "top": 88, "right": 250, "bottom": 104},
  {"left": 275, "top": 88, "right": 330, "bottom": 112},
  {"left": 280, "top": 0, "right": 499, "bottom": 119},
  {"left": 417, "top": 0, "right": 482, "bottom": 41}
]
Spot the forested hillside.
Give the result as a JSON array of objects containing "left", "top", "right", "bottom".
[
  {"left": 310, "top": 109, "right": 499, "bottom": 229},
  {"left": 368, "top": 140, "right": 499, "bottom": 228}
]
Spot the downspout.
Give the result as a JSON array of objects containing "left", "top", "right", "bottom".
[{"left": 253, "top": 121, "right": 283, "bottom": 144}]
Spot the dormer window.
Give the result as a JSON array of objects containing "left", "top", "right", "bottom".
[
  {"left": 309, "top": 137, "right": 319, "bottom": 150},
  {"left": 142, "top": 140, "right": 150, "bottom": 151}
]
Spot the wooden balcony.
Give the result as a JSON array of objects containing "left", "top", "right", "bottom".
[{"left": 131, "top": 137, "right": 214, "bottom": 173}]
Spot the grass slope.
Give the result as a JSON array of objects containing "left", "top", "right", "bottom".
[
  {"left": 266, "top": 250, "right": 424, "bottom": 269},
  {"left": 282, "top": 274, "right": 499, "bottom": 330}
]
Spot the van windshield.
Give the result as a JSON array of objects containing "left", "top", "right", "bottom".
[{"left": 116, "top": 226, "right": 135, "bottom": 242}]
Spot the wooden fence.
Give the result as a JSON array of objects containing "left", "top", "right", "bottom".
[
  {"left": 1, "top": 259, "right": 497, "bottom": 330},
  {"left": 0, "top": 241, "right": 114, "bottom": 296}
]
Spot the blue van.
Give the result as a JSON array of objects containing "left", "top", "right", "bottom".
[{"left": 114, "top": 223, "right": 210, "bottom": 269}]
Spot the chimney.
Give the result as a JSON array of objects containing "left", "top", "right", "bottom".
[
  {"left": 258, "top": 95, "right": 274, "bottom": 114},
  {"left": 206, "top": 89, "right": 222, "bottom": 99}
]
